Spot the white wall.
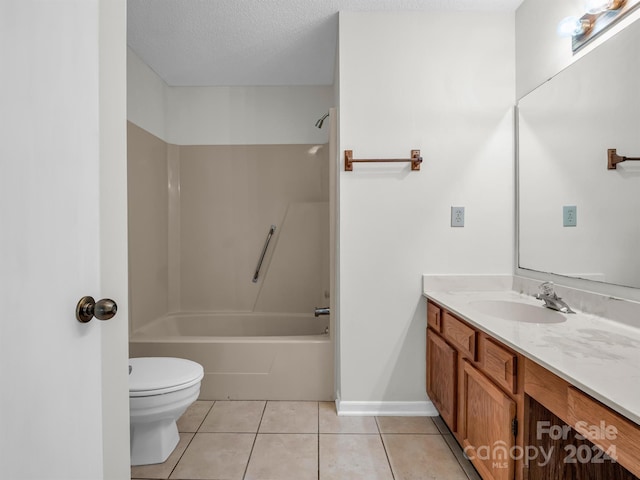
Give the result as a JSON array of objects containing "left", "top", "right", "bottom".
[
  {"left": 127, "top": 49, "right": 334, "bottom": 145},
  {"left": 337, "top": 12, "right": 515, "bottom": 404},
  {"left": 128, "top": 47, "right": 168, "bottom": 140},
  {"left": 167, "top": 85, "right": 334, "bottom": 145},
  {"left": 516, "top": 0, "right": 640, "bottom": 98}
]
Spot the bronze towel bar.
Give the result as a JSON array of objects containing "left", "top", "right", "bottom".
[
  {"left": 608, "top": 148, "right": 640, "bottom": 170},
  {"left": 344, "top": 149, "right": 422, "bottom": 172}
]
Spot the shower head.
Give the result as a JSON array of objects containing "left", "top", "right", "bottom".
[{"left": 315, "top": 112, "right": 329, "bottom": 129}]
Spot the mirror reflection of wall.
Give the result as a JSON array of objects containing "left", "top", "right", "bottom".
[{"left": 518, "top": 18, "right": 640, "bottom": 289}]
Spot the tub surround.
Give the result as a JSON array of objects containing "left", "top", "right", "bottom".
[
  {"left": 422, "top": 275, "right": 640, "bottom": 425},
  {"left": 127, "top": 122, "right": 330, "bottom": 334}
]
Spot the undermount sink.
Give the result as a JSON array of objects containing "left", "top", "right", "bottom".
[{"left": 468, "top": 300, "right": 567, "bottom": 324}]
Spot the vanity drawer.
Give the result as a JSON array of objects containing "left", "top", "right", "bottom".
[
  {"left": 567, "top": 387, "right": 640, "bottom": 478},
  {"left": 442, "top": 312, "right": 476, "bottom": 360},
  {"left": 480, "top": 336, "right": 517, "bottom": 394},
  {"left": 427, "top": 302, "right": 442, "bottom": 332}
]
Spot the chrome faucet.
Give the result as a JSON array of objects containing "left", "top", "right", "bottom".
[{"left": 534, "top": 281, "right": 575, "bottom": 314}]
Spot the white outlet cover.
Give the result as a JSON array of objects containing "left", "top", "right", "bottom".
[{"left": 451, "top": 206, "right": 465, "bottom": 227}]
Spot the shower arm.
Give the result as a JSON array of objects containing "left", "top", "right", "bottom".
[{"left": 252, "top": 225, "right": 276, "bottom": 283}]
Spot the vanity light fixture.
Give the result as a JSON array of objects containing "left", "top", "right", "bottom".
[
  {"left": 557, "top": 14, "right": 596, "bottom": 37},
  {"left": 559, "top": 0, "right": 640, "bottom": 52},
  {"left": 585, "top": 0, "right": 626, "bottom": 13}
]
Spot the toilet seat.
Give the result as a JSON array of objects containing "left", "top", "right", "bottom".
[{"left": 129, "top": 357, "right": 204, "bottom": 397}]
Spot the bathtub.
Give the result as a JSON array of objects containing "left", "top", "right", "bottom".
[{"left": 129, "top": 312, "right": 333, "bottom": 401}]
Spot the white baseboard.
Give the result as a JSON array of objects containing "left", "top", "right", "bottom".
[{"left": 335, "top": 399, "right": 438, "bottom": 417}]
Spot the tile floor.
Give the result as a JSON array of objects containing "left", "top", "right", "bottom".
[{"left": 131, "top": 401, "right": 481, "bottom": 480}]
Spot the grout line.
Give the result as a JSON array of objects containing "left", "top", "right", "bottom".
[
  {"left": 317, "top": 401, "right": 320, "bottom": 480},
  {"left": 241, "top": 432, "right": 259, "bottom": 480},
  {"left": 378, "top": 430, "right": 397, "bottom": 480},
  {"left": 255, "top": 400, "right": 268, "bottom": 434},
  {"left": 241, "top": 401, "right": 268, "bottom": 480},
  {"left": 318, "top": 432, "right": 390, "bottom": 435},
  {"left": 167, "top": 432, "right": 197, "bottom": 479},
  {"left": 375, "top": 415, "right": 397, "bottom": 480},
  {"left": 195, "top": 400, "right": 215, "bottom": 431},
  {"left": 166, "top": 400, "right": 216, "bottom": 479}
]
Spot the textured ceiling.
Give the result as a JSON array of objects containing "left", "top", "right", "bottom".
[{"left": 127, "top": 0, "right": 524, "bottom": 87}]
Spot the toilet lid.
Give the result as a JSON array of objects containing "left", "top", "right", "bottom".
[{"left": 129, "top": 357, "right": 204, "bottom": 397}]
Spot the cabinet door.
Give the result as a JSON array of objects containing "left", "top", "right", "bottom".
[
  {"left": 461, "top": 361, "right": 516, "bottom": 480},
  {"left": 427, "top": 328, "right": 457, "bottom": 431}
]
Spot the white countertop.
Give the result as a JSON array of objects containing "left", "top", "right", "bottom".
[{"left": 423, "top": 287, "right": 640, "bottom": 425}]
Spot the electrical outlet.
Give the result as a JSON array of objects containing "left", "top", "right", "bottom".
[
  {"left": 563, "top": 205, "right": 577, "bottom": 227},
  {"left": 451, "top": 206, "right": 465, "bottom": 227}
]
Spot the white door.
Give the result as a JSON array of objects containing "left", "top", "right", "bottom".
[{"left": 0, "top": 1, "right": 130, "bottom": 479}]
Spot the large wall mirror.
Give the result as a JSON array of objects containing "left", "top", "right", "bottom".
[{"left": 518, "top": 18, "right": 640, "bottom": 289}]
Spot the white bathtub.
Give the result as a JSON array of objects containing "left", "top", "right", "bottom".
[{"left": 129, "top": 312, "right": 333, "bottom": 400}]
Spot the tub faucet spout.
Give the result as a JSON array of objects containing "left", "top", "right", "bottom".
[{"left": 314, "top": 307, "right": 330, "bottom": 317}]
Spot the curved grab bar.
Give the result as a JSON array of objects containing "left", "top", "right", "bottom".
[{"left": 252, "top": 225, "right": 276, "bottom": 283}]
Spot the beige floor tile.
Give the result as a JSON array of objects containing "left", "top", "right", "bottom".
[
  {"left": 199, "top": 400, "right": 265, "bottom": 433},
  {"left": 382, "top": 433, "right": 469, "bottom": 480},
  {"left": 376, "top": 416, "right": 440, "bottom": 434},
  {"left": 177, "top": 400, "right": 214, "bottom": 432},
  {"left": 320, "top": 434, "right": 393, "bottom": 480},
  {"left": 131, "top": 432, "right": 194, "bottom": 480},
  {"left": 169, "top": 432, "right": 255, "bottom": 480},
  {"left": 319, "top": 401, "right": 379, "bottom": 434},
  {"left": 245, "top": 433, "right": 318, "bottom": 480},
  {"left": 259, "top": 401, "right": 318, "bottom": 433}
]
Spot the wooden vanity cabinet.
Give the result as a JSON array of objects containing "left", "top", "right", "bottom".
[
  {"left": 427, "top": 299, "right": 640, "bottom": 480},
  {"left": 525, "top": 358, "right": 640, "bottom": 479},
  {"left": 426, "top": 300, "right": 524, "bottom": 480}
]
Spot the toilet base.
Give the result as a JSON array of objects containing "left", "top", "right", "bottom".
[
  {"left": 129, "top": 382, "right": 201, "bottom": 466},
  {"left": 130, "top": 418, "right": 180, "bottom": 466}
]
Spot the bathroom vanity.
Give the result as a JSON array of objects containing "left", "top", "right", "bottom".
[{"left": 424, "top": 278, "right": 640, "bottom": 480}]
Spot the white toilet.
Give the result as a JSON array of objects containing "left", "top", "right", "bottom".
[{"left": 129, "top": 357, "right": 204, "bottom": 466}]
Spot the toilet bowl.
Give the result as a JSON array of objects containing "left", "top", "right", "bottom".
[{"left": 129, "top": 357, "right": 204, "bottom": 466}]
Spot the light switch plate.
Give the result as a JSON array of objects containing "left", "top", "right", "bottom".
[
  {"left": 563, "top": 205, "right": 577, "bottom": 227},
  {"left": 451, "top": 207, "right": 465, "bottom": 227}
]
